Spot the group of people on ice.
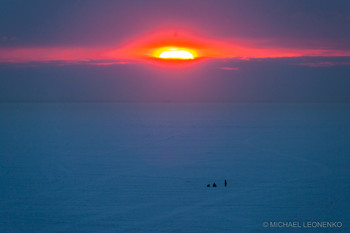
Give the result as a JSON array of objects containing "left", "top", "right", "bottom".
[{"left": 207, "top": 179, "right": 227, "bottom": 188}]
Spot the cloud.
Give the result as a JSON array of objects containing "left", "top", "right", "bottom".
[
  {"left": 1, "top": 35, "right": 18, "bottom": 42},
  {"left": 219, "top": 66, "right": 239, "bottom": 71},
  {"left": 296, "top": 61, "right": 350, "bottom": 67},
  {"left": 91, "top": 62, "right": 129, "bottom": 65}
]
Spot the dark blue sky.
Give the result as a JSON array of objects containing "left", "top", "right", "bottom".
[
  {"left": 0, "top": 0, "right": 350, "bottom": 102},
  {"left": 1, "top": 0, "right": 350, "bottom": 47}
]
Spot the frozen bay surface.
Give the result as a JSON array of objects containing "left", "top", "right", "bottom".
[{"left": 0, "top": 103, "right": 349, "bottom": 232}]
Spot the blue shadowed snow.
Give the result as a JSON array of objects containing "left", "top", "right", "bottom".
[{"left": 0, "top": 103, "right": 349, "bottom": 232}]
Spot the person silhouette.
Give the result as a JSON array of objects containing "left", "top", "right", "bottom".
[
  {"left": 225, "top": 179, "right": 227, "bottom": 187},
  {"left": 213, "top": 182, "right": 217, "bottom": 187}
]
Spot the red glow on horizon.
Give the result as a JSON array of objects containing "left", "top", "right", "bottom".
[
  {"left": 114, "top": 29, "right": 350, "bottom": 61},
  {"left": 1, "top": 28, "right": 350, "bottom": 65}
]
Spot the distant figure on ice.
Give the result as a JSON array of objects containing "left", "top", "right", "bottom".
[
  {"left": 207, "top": 184, "right": 210, "bottom": 187},
  {"left": 213, "top": 182, "right": 217, "bottom": 187},
  {"left": 225, "top": 179, "right": 227, "bottom": 187}
]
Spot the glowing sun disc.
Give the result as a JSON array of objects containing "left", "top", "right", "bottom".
[{"left": 158, "top": 48, "right": 195, "bottom": 60}]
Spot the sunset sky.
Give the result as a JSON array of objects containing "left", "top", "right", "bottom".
[{"left": 1, "top": 0, "right": 350, "bottom": 102}]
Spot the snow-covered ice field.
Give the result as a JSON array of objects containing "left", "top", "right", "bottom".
[{"left": 0, "top": 103, "right": 349, "bottom": 232}]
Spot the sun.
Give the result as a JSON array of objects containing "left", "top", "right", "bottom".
[
  {"left": 159, "top": 48, "right": 194, "bottom": 59},
  {"left": 151, "top": 47, "right": 198, "bottom": 60}
]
